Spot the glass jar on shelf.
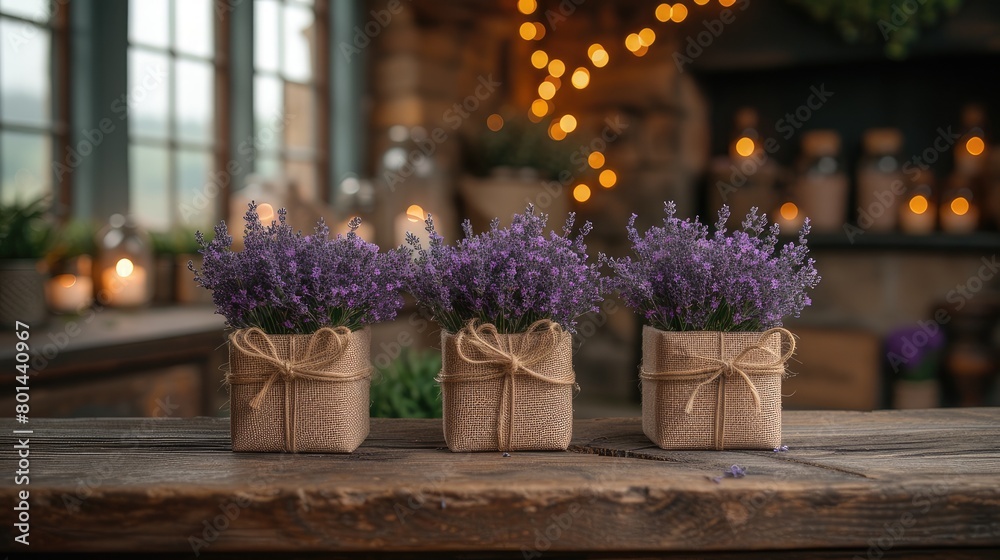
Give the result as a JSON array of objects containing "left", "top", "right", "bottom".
[
  {"left": 898, "top": 169, "right": 937, "bottom": 235},
  {"left": 939, "top": 177, "right": 980, "bottom": 235},
  {"left": 856, "top": 128, "right": 904, "bottom": 232},
  {"left": 710, "top": 107, "right": 779, "bottom": 228},
  {"left": 792, "top": 130, "right": 848, "bottom": 233}
]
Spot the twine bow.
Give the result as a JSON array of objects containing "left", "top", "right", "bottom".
[
  {"left": 437, "top": 319, "right": 573, "bottom": 451},
  {"left": 640, "top": 327, "right": 795, "bottom": 450},
  {"left": 228, "top": 327, "right": 371, "bottom": 452}
]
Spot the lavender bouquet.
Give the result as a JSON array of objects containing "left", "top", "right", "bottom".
[
  {"left": 190, "top": 202, "right": 409, "bottom": 334},
  {"left": 409, "top": 205, "right": 601, "bottom": 452},
  {"left": 602, "top": 203, "right": 820, "bottom": 332},
  {"left": 406, "top": 205, "right": 602, "bottom": 334}
]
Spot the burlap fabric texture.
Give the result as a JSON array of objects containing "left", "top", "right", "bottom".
[
  {"left": 227, "top": 326, "right": 372, "bottom": 453},
  {"left": 640, "top": 327, "right": 795, "bottom": 450},
  {"left": 438, "top": 320, "right": 575, "bottom": 452}
]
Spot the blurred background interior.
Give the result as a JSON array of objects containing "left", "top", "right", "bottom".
[{"left": 1, "top": 0, "right": 999, "bottom": 419}]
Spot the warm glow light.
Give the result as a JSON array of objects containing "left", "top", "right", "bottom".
[
  {"left": 56, "top": 274, "right": 77, "bottom": 288},
  {"left": 573, "top": 184, "right": 591, "bottom": 202},
  {"left": 719, "top": 0, "right": 736, "bottom": 6},
  {"left": 571, "top": 67, "right": 590, "bottom": 89},
  {"left": 780, "top": 202, "right": 799, "bottom": 221},
  {"left": 638, "top": 28, "right": 656, "bottom": 46},
  {"left": 590, "top": 48, "right": 608, "bottom": 67},
  {"left": 406, "top": 204, "right": 425, "bottom": 222},
  {"left": 950, "top": 197, "right": 970, "bottom": 216},
  {"left": 655, "top": 3, "right": 671, "bottom": 21},
  {"left": 487, "top": 113, "right": 504, "bottom": 131},
  {"left": 695, "top": 0, "right": 710, "bottom": 4},
  {"left": 538, "top": 81, "right": 556, "bottom": 99},
  {"left": 115, "top": 258, "right": 135, "bottom": 278},
  {"left": 517, "top": 0, "right": 537, "bottom": 15},
  {"left": 519, "top": 22, "right": 537, "bottom": 40},
  {"left": 531, "top": 98, "right": 550, "bottom": 117},
  {"left": 257, "top": 203, "right": 275, "bottom": 222},
  {"left": 966, "top": 136, "right": 985, "bottom": 156},
  {"left": 671, "top": 3, "right": 688, "bottom": 22},
  {"left": 559, "top": 114, "right": 577, "bottom": 133},
  {"left": 735, "top": 137, "right": 755, "bottom": 157},
  {"left": 908, "top": 195, "right": 929, "bottom": 215},
  {"left": 532, "top": 22, "right": 546, "bottom": 39},
  {"left": 548, "top": 121, "right": 567, "bottom": 141},
  {"left": 587, "top": 151, "right": 605, "bottom": 169},
  {"left": 625, "top": 33, "right": 642, "bottom": 52},
  {"left": 530, "top": 49, "right": 548, "bottom": 69},
  {"left": 548, "top": 59, "right": 565, "bottom": 77},
  {"left": 587, "top": 43, "right": 604, "bottom": 58},
  {"left": 599, "top": 169, "right": 617, "bottom": 188},
  {"left": 633, "top": 44, "right": 649, "bottom": 57}
]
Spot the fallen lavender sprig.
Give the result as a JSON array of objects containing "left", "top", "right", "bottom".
[
  {"left": 711, "top": 464, "right": 748, "bottom": 483},
  {"left": 406, "top": 205, "right": 602, "bottom": 334},
  {"left": 773, "top": 445, "right": 789, "bottom": 453},
  {"left": 190, "top": 202, "right": 410, "bottom": 334},
  {"left": 601, "top": 203, "right": 820, "bottom": 332}
]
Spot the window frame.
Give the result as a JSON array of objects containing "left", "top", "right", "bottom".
[{"left": 0, "top": 1, "right": 71, "bottom": 216}]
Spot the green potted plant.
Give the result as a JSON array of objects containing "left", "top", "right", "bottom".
[
  {"left": 152, "top": 228, "right": 213, "bottom": 305},
  {"left": 370, "top": 349, "right": 443, "bottom": 418},
  {"left": 0, "top": 197, "right": 53, "bottom": 328},
  {"left": 460, "top": 112, "right": 572, "bottom": 233}
]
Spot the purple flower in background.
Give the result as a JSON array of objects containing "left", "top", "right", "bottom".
[
  {"left": 189, "top": 203, "right": 410, "bottom": 334},
  {"left": 601, "top": 203, "right": 820, "bottom": 332},
  {"left": 406, "top": 205, "right": 602, "bottom": 334}
]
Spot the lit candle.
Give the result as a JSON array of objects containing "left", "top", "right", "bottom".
[
  {"left": 394, "top": 204, "right": 430, "bottom": 249},
  {"left": 45, "top": 274, "right": 94, "bottom": 314},
  {"left": 775, "top": 201, "right": 805, "bottom": 235},
  {"left": 101, "top": 258, "right": 149, "bottom": 307},
  {"left": 940, "top": 195, "right": 979, "bottom": 234},
  {"left": 899, "top": 194, "right": 936, "bottom": 234}
]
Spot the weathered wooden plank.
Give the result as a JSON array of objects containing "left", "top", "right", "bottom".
[{"left": 1, "top": 411, "right": 998, "bottom": 554}]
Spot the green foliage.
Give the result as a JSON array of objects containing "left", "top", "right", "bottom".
[
  {"left": 785, "top": 0, "right": 964, "bottom": 59},
  {"left": 0, "top": 197, "right": 52, "bottom": 260},
  {"left": 47, "top": 220, "right": 97, "bottom": 262},
  {"left": 462, "top": 111, "right": 573, "bottom": 179},
  {"left": 370, "top": 349, "right": 442, "bottom": 418},
  {"left": 151, "top": 228, "right": 208, "bottom": 256}
]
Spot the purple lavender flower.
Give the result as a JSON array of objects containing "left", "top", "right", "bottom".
[
  {"left": 189, "top": 203, "right": 410, "bottom": 334},
  {"left": 406, "top": 205, "right": 602, "bottom": 334},
  {"left": 712, "top": 464, "right": 748, "bottom": 483},
  {"left": 601, "top": 203, "right": 820, "bottom": 332}
]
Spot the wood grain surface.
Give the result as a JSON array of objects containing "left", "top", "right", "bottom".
[{"left": 1, "top": 409, "right": 998, "bottom": 557}]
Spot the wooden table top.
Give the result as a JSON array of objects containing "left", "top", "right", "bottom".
[{"left": 3, "top": 409, "right": 999, "bottom": 557}]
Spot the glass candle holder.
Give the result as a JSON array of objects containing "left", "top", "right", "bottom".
[{"left": 94, "top": 214, "right": 154, "bottom": 308}]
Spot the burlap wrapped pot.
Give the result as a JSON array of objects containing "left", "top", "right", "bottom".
[
  {"left": 438, "top": 320, "right": 575, "bottom": 452},
  {"left": 227, "top": 326, "right": 372, "bottom": 453},
  {"left": 640, "top": 327, "right": 795, "bottom": 450}
]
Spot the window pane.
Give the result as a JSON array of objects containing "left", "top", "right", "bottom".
[
  {"left": 128, "top": 0, "right": 169, "bottom": 49},
  {"left": 255, "top": 154, "right": 280, "bottom": 176},
  {"left": 1, "top": 131, "right": 50, "bottom": 204},
  {"left": 176, "top": 149, "right": 213, "bottom": 228},
  {"left": 282, "top": 3, "right": 313, "bottom": 82},
  {"left": 254, "top": 0, "right": 279, "bottom": 73},
  {"left": 174, "top": 0, "right": 213, "bottom": 57},
  {"left": 285, "top": 159, "right": 316, "bottom": 201},
  {"left": 0, "top": 0, "right": 50, "bottom": 23},
  {"left": 254, "top": 75, "right": 282, "bottom": 152},
  {"left": 175, "top": 58, "right": 214, "bottom": 145},
  {"left": 128, "top": 49, "right": 171, "bottom": 140},
  {"left": 0, "top": 18, "right": 50, "bottom": 127},
  {"left": 283, "top": 82, "right": 313, "bottom": 151},
  {"left": 130, "top": 144, "right": 171, "bottom": 231}
]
